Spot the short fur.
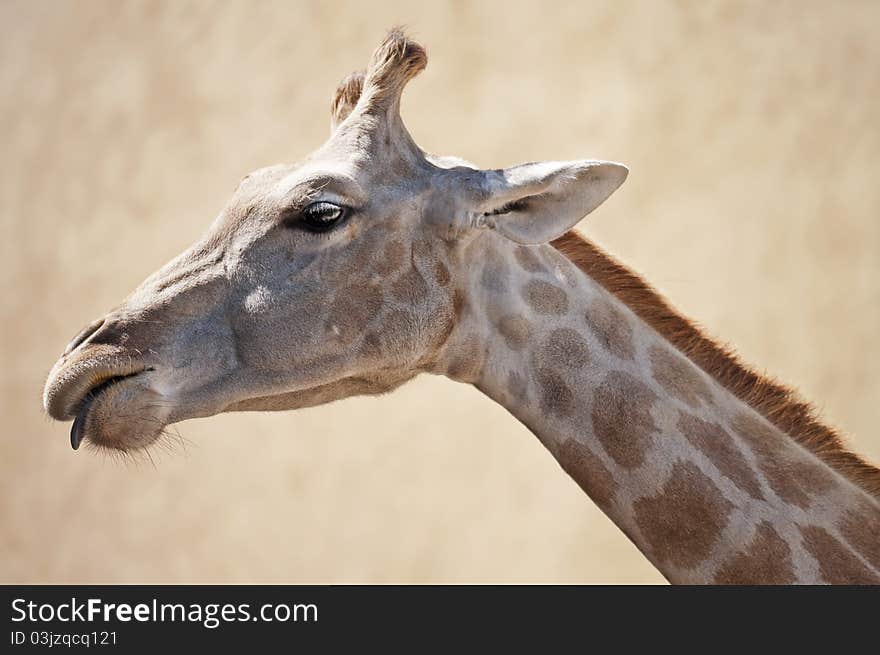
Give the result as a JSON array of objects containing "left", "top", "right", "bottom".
[{"left": 552, "top": 231, "right": 880, "bottom": 497}]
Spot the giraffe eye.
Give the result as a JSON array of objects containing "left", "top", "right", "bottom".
[{"left": 298, "top": 201, "right": 347, "bottom": 232}]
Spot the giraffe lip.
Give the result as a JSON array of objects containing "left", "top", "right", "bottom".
[
  {"left": 68, "top": 372, "right": 145, "bottom": 450},
  {"left": 44, "top": 348, "right": 152, "bottom": 421}
]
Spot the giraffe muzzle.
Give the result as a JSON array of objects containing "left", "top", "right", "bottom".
[
  {"left": 43, "top": 350, "right": 169, "bottom": 452},
  {"left": 67, "top": 371, "right": 146, "bottom": 450}
]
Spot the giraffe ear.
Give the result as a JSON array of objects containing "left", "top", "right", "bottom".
[{"left": 474, "top": 160, "right": 628, "bottom": 245}]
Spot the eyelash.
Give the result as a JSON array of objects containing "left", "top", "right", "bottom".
[{"left": 286, "top": 201, "right": 350, "bottom": 233}]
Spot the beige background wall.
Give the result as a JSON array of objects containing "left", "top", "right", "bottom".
[{"left": 1, "top": 1, "right": 878, "bottom": 584}]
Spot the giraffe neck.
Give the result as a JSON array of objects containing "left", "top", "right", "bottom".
[{"left": 433, "top": 234, "right": 880, "bottom": 584}]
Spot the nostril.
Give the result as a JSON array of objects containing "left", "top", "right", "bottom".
[{"left": 64, "top": 318, "right": 105, "bottom": 356}]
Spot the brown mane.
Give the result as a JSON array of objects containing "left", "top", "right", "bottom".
[{"left": 552, "top": 230, "right": 880, "bottom": 498}]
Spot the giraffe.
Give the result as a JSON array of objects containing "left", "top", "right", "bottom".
[{"left": 43, "top": 30, "right": 880, "bottom": 584}]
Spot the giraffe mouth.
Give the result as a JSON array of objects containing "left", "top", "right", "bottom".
[
  {"left": 68, "top": 372, "right": 145, "bottom": 450},
  {"left": 43, "top": 345, "right": 148, "bottom": 419},
  {"left": 42, "top": 344, "right": 166, "bottom": 452}
]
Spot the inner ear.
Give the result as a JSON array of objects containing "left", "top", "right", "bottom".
[
  {"left": 478, "top": 160, "right": 628, "bottom": 245},
  {"left": 486, "top": 197, "right": 532, "bottom": 216}
]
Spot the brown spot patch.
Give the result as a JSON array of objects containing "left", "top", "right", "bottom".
[
  {"left": 452, "top": 289, "right": 467, "bottom": 322},
  {"left": 733, "top": 412, "right": 835, "bottom": 510},
  {"left": 713, "top": 522, "right": 795, "bottom": 584},
  {"left": 361, "top": 331, "right": 382, "bottom": 358},
  {"left": 634, "top": 460, "right": 733, "bottom": 570},
  {"left": 411, "top": 238, "right": 434, "bottom": 261},
  {"left": 514, "top": 245, "right": 545, "bottom": 273},
  {"left": 799, "top": 525, "right": 879, "bottom": 584},
  {"left": 430, "top": 306, "right": 456, "bottom": 353},
  {"left": 376, "top": 240, "right": 406, "bottom": 276},
  {"left": 522, "top": 279, "right": 568, "bottom": 315},
  {"left": 480, "top": 248, "right": 508, "bottom": 293},
  {"left": 584, "top": 301, "right": 634, "bottom": 360},
  {"left": 391, "top": 265, "right": 429, "bottom": 303},
  {"left": 838, "top": 500, "right": 880, "bottom": 572},
  {"left": 362, "top": 309, "right": 415, "bottom": 359},
  {"left": 650, "top": 344, "right": 714, "bottom": 408},
  {"left": 558, "top": 440, "right": 617, "bottom": 510},
  {"left": 497, "top": 314, "right": 532, "bottom": 351},
  {"left": 390, "top": 151, "right": 412, "bottom": 177},
  {"left": 538, "top": 328, "right": 590, "bottom": 369},
  {"left": 326, "top": 284, "right": 383, "bottom": 342},
  {"left": 434, "top": 261, "right": 450, "bottom": 286},
  {"left": 592, "top": 372, "right": 657, "bottom": 469},
  {"left": 350, "top": 237, "right": 376, "bottom": 272},
  {"left": 551, "top": 231, "right": 880, "bottom": 500},
  {"left": 677, "top": 412, "right": 764, "bottom": 501},
  {"left": 536, "top": 368, "right": 574, "bottom": 418}
]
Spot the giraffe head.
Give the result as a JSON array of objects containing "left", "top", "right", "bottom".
[{"left": 43, "top": 30, "right": 627, "bottom": 453}]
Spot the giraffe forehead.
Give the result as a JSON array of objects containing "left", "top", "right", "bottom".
[
  {"left": 232, "top": 163, "right": 293, "bottom": 201},
  {"left": 270, "top": 160, "right": 362, "bottom": 202}
]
